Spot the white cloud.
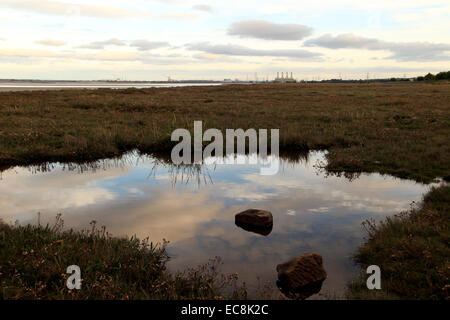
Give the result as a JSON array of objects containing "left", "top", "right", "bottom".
[
  {"left": 35, "top": 38, "right": 66, "bottom": 46},
  {"left": 0, "top": 0, "right": 195, "bottom": 19},
  {"left": 0, "top": 48, "right": 141, "bottom": 62},
  {"left": 192, "top": 4, "right": 213, "bottom": 13}
]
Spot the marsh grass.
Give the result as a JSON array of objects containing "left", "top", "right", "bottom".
[
  {"left": 348, "top": 185, "right": 450, "bottom": 300},
  {"left": 0, "top": 82, "right": 449, "bottom": 182},
  {"left": 0, "top": 216, "right": 248, "bottom": 300}
]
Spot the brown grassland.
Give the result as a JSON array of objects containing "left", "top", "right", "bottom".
[
  {"left": 0, "top": 82, "right": 448, "bottom": 182},
  {"left": 0, "top": 82, "right": 449, "bottom": 299}
]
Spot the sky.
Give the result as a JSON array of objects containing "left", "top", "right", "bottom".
[{"left": 0, "top": 0, "right": 449, "bottom": 80}]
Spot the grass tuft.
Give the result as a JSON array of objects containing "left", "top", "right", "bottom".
[
  {"left": 348, "top": 185, "right": 450, "bottom": 300},
  {"left": 0, "top": 216, "right": 247, "bottom": 300}
]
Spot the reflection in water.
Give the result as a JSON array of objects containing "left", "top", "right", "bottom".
[
  {"left": 0, "top": 151, "right": 435, "bottom": 298},
  {"left": 235, "top": 220, "right": 273, "bottom": 236},
  {"left": 277, "top": 280, "right": 323, "bottom": 300},
  {"left": 278, "top": 278, "right": 324, "bottom": 300},
  {"left": 149, "top": 158, "right": 214, "bottom": 188}
]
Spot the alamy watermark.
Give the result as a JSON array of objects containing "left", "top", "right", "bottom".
[
  {"left": 171, "top": 121, "right": 280, "bottom": 175},
  {"left": 66, "top": 265, "right": 81, "bottom": 290},
  {"left": 366, "top": 265, "right": 381, "bottom": 290}
]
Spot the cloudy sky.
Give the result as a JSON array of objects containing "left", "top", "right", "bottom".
[{"left": 0, "top": 0, "right": 449, "bottom": 80}]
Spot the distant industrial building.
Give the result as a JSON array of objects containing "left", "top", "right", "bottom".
[{"left": 274, "top": 72, "right": 296, "bottom": 83}]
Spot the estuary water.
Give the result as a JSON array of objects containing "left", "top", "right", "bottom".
[
  {"left": 0, "top": 81, "right": 223, "bottom": 92},
  {"left": 0, "top": 151, "right": 435, "bottom": 298}
]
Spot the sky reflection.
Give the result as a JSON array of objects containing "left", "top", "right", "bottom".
[{"left": 0, "top": 151, "right": 434, "bottom": 298}]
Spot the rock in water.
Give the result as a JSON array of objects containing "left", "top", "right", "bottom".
[
  {"left": 235, "top": 209, "right": 273, "bottom": 235},
  {"left": 276, "top": 253, "right": 327, "bottom": 300}
]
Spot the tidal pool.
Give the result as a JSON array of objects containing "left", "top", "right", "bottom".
[{"left": 0, "top": 151, "right": 435, "bottom": 298}]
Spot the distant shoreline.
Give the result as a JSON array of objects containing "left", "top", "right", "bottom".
[
  {"left": 0, "top": 78, "right": 225, "bottom": 82},
  {"left": 0, "top": 81, "right": 226, "bottom": 92}
]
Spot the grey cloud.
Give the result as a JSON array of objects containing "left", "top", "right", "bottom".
[
  {"left": 192, "top": 4, "right": 213, "bottom": 13},
  {"left": 79, "top": 38, "right": 126, "bottom": 49},
  {"left": 304, "top": 33, "right": 450, "bottom": 62},
  {"left": 186, "top": 42, "right": 322, "bottom": 60},
  {"left": 78, "top": 39, "right": 170, "bottom": 51},
  {"left": 387, "top": 42, "right": 450, "bottom": 62},
  {"left": 129, "top": 40, "right": 170, "bottom": 51},
  {"left": 304, "top": 33, "right": 384, "bottom": 49},
  {"left": 228, "top": 20, "right": 312, "bottom": 41}
]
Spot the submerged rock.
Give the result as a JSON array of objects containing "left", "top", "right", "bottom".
[
  {"left": 235, "top": 209, "right": 273, "bottom": 235},
  {"left": 276, "top": 253, "right": 327, "bottom": 300}
]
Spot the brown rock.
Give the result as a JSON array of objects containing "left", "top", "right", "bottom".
[
  {"left": 276, "top": 253, "right": 327, "bottom": 300},
  {"left": 235, "top": 209, "right": 273, "bottom": 230}
]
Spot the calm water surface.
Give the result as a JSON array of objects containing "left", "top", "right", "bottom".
[
  {"left": 0, "top": 81, "right": 224, "bottom": 91},
  {"left": 0, "top": 151, "right": 434, "bottom": 298}
]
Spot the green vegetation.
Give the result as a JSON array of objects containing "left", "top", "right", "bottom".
[
  {"left": 416, "top": 70, "right": 450, "bottom": 81},
  {"left": 0, "top": 216, "right": 247, "bottom": 299},
  {"left": 348, "top": 185, "right": 450, "bottom": 300}
]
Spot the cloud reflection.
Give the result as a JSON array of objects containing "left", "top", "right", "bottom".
[{"left": 0, "top": 151, "right": 434, "bottom": 298}]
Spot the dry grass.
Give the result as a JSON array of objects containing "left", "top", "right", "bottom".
[
  {"left": 0, "top": 216, "right": 248, "bottom": 300},
  {"left": 348, "top": 185, "right": 450, "bottom": 300}
]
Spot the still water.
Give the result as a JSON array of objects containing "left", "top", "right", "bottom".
[
  {"left": 0, "top": 151, "right": 434, "bottom": 298},
  {"left": 0, "top": 81, "right": 223, "bottom": 92}
]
